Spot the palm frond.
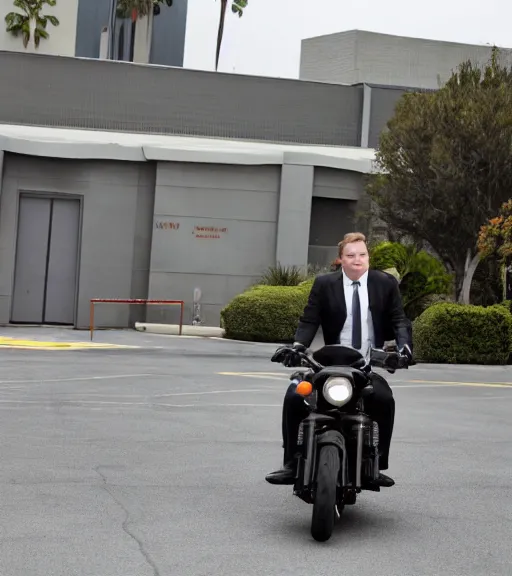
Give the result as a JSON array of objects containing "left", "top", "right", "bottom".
[{"left": 232, "top": 0, "right": 248, "bottom": 17}]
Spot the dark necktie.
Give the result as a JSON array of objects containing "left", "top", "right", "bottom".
[{"left": 352, "top": 281, "right": 362, "bottom": 349}]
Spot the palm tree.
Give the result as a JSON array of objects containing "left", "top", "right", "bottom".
[
  {"left": 215, "top": 0, "right": 248, "bottom": 71},
  {"left": 111, "top": 0, "right": 247, "bottom": 69},
  {"left": 370, "top": 241, "right": 454, "bottom": 319},
  {"left": 5, "top": 0, "right": 59, "bottom": 49}
]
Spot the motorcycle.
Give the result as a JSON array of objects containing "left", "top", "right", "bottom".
[{"left": 271, "top": 344, "right": 409, "bottom": 542}]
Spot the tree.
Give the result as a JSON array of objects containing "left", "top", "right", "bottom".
[
  {"left": 478, "top": 199, "right": 512, "bottom": 299},
  {"left": 215, "top": 0, "right": 248, "bottom": 71},
  {"left": 367, "top": 48, "right": 512, "bottom": 303},
  {"left": 478, "top": 199, "right": 512, "bottom": 261},
  {"left": 5, "top": 0, "right": 59, "bottom": 49}
]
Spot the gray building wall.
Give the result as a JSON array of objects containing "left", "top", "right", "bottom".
[
  {"left": 308, "top": 168, "right": 363, "bottom": 266},
  {"left": 0, "top": 51, "right": 363, "bottom": 146},
  {"left": 300, "top": 30, "right": 359, "bottom": 85},
  {"left": 300, "top": 29, "right": 512, "bottom": 90},
  {"left": 0, "top": 151, "right": 372, "bottom": 328},
  {"left": 147, "top": 162, "right": 281, "bottom": 326},
  {"left": 367, "top": 85, "right": 410, "bottom": 149},
  {"left": 75, "top": 0, "right": 188, "bottom": 66},
  {"left": 0, "top": 153, "right": 155, "bottom": 329}
]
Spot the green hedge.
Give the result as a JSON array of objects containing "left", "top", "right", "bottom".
[
  {"left": 413, "top": 303, "right": 512, "bottom": 365},
  {"left": 220, "top": 285, "right": 309, "bottom": 342},
  {"left": 221, "top": 284, "right": 512, "bottom": 364}
]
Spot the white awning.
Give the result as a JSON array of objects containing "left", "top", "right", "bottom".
[{"left": 0, "top": 123, "right": 377, "bottom": 173}]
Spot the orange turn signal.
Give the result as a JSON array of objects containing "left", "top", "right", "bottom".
[{"left": 296, "top": 381, "right": 313, "bottom": 396}]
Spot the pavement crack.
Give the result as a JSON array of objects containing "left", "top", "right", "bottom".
[{"left": 94, "top": 466, "right": 160, "bottom": 576}]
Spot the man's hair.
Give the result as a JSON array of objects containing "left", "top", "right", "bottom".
[{"left": 337, "top": 232, "right": 367, "bottom": 257}]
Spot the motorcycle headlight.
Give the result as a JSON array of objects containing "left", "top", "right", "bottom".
[{"left": 323, "top": 377, "right": 353, "bottom": 407}]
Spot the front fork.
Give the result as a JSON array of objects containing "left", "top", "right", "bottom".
[
  {"left": 294, "top": 413, "right": 347, "bottom": 501},
  {"left": 295, "top": 413, "right": 379, "bottom": 499}
]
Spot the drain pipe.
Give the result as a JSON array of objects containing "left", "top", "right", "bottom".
[
  {"left": 107, "top": 0, "right": 117, "bottom": 59},
  {"left": 0, "top": 151, "right": 4, "bottom": 203}
]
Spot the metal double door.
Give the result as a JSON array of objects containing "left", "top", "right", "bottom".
[{"left": 11, "top": 195, "right": 81, "bottom": 325}]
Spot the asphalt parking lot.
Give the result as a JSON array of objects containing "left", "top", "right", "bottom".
[{"left": 0, "top": 328, "right": 511, "bottom": 576}]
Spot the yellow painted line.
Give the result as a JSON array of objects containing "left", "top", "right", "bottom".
[
  {"left": 218, "top": 372, "right": 512, "bottom": 389},
  {"left": 406, "top": 379, "right": 512, "bottom": 389},
  {"left": 0, "top": 337, "right": 138, "bottom": 350},
  {"left": 218, "top": 372, "right": 289, "bottom": 380}
]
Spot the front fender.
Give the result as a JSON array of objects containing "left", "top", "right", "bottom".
[{"left": 317, "top": 429, "right": 348, "bottom": 487}]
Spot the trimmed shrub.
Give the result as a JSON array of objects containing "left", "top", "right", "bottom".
[
  {"left": 413, "top": 303, "right": 512, "bottom": 365},
  {"left": 220, "top": 285, "right": 309, "bottom": 342},
  {"left": 298, "top": 278, "right": 315, "bottom": 292},
  {"left": 406, "top": 293, "right": 455, "bottom": 320}
]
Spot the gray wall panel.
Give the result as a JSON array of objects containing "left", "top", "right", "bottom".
[
  {"left": 300, "top": 31, "right": 358, "bottom": 84},
  {"left": 300, "top": 30, "right": 512, "bottom": 89},
  {"left": 147, "top": 162, "right": 280, "bottom": 325},
  {"left": 368, "top": 86, "right": 409, "bottom": 149},
  {"left": 313, "top": 167, "right": 363, "bottom": 200},
  {"left": 353, "top": 31, "right": 512, "bottom": 89},
  {"left": 0, "top": 154, "right": 155, "bottom": 329},
  {"left": 308, "top": 167, "right": 365, "bottom": 265},
  {"left": 0, "top": 51, "right": 363, "bottom": 146},
  {"left": 308, "top": 197, "right": 357, "bottom": 248},
  {"left": 275, "top": 164, "right": 314, "bottom": 268},
  {"left": 308, "top": 245, "right": 337, "bottom": 268}
]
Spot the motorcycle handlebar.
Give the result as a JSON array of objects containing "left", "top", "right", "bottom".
[{"left": 275, "top": 346, "right": 410, "bottom": 372}]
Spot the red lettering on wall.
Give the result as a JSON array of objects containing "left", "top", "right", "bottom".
[{"left": 193, "top": 225, "right": 228, "bottom": 239}]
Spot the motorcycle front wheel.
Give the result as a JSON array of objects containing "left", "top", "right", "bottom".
[{"left": 311, "top": 445, "right": 340, "bottom": 542}]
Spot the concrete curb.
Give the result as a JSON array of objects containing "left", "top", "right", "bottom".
[{"left": 135, "top": 322, "right": 225, "bottom": 338}]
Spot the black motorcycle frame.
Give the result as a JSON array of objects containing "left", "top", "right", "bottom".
[{"left": 283, "top": 346, "right": 405, "bottom": 507}]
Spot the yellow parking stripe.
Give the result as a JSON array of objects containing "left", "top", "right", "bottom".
[
  {"left": 0, "top": 337, "right": 137, "bottom": 350},
  {"left": 218, "top": 372, "right": 512, "bottom": 388},
  {"left": 406, "top": 379, "right": 512, "bottom": 389}
]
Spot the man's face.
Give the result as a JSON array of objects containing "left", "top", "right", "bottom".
[{"left": 340, "top": 241, "right": 369, "bottom": 280}]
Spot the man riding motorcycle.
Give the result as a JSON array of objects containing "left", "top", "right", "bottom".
[{"left": 266, "top": 232, "right": 413, "bottom": 488}]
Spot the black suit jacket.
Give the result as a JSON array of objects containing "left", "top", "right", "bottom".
[{"left": 295, "top": 269, "right": 413, "bottom": 351}]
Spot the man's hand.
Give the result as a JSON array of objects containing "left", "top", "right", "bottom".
[
  {"left": 271, "top": 343, "right": 307, "bottom": 367},
  {"left": 398, "top": 344, "right": 414, "bottom": 368}
]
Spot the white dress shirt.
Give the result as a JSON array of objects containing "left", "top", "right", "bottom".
[{"left": 339, "top": 269, "right": 375, "bottom": 358}]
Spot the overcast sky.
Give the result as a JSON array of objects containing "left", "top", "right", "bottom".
[{"left": 183, "top": 0, "right": 512, "bottom": 78}]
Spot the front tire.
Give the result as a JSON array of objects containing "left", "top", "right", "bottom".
[{"left": 311, "top": 445, "right": 340, "bottom": 542}]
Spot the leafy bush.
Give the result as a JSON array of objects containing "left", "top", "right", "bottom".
[
  {"left": 220, "top": 285, "right": 308, "bottom": 342},
  {"left": 413, "top": 303, "right": 512, "bottom": 365},
  {"left": 370, "top": 241, "right": 453, "bottom": 319},
  {"left": 257, "top": 263, "right": 309, "bottom": 286}
]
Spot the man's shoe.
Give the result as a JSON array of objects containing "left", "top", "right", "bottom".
[
  {"left": 265, "top": 463, "right": 296, "bottom": 485},
  {"left": 375, "top": 473, "right": 395, "bottom": 487}
]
